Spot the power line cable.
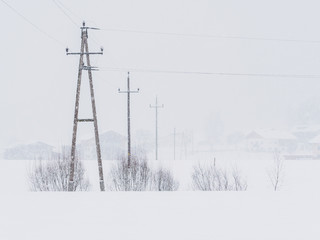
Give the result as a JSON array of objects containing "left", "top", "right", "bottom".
[
  {"left": 1, "top": 0, "right": 65, "bottom": 47},
  {"left": 44, "top": 0, "right": 320, "bottom": 45},
  {"left": 45, "top": 0, "right": 320, "bottom": 45},
  {"left": 51, "top": 0, "right": 100, "bottom": 31},
  {"left": 100, "top": 67, "right": 320, "bottom": 79},
  {"left": 50, "top": 1, "right": 104, "bottom": 51},
  {"left": 54, "top": 0, "right": 82, "bottom": 23},
  {"left": 52, "top": 0, "right": 79, "bottom": 27},
  {"left": 5, "top": 0, "right": 319, "bottom": 78},
  {"left": 100, "top": 27, "right": 320, "bottom": 44}
]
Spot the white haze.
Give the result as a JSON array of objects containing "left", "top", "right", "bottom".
[{"left": 1, "top": 0, "right": 320, "bottom": 147}]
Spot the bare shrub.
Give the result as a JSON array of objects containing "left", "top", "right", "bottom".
[
  {"left": 108, "top": 153, "right": 179, "bottom": 191},
  {"left": 268, "top": 151, "right": 285, "bottom": 191},
  {"left": 28, "top": 149, "right": 90, "bottom": 191},
  {"left": 192, "top": 162, "right": 247, "bottom": 191},
  {"left": 232, "top": 167, "right": 248, "bottom": 191},
  {"left": 152, "top": 167, "right": 179, "bottom": 191},
  {"left": 108, "top": 154, "right": 153, "bottom": 191}
]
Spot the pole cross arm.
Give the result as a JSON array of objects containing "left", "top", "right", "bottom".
[
  {"left": 80, "top": 26, "right": 100, "bottom": 30},
  {"left": 150, "top": 104, "right": 164, "bottom": 108},
  {"left": 66, "top": 52, "right": 103, "bottom": 55},
  {"left": 80, "top": 21, "right": 100, "bottom": 30},
  {"left": 78, "top": 119, "right": 94, "bottom": 122},
  {"left": 66, "top": 46, "right": 103, "bottom": 55},
  {"left": 118, "top": 88, "right": 140, "bottom": 93},
  {"left": 82, "top": 65, "right": 99, "bottom": 71}
]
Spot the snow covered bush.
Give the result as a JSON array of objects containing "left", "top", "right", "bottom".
[
  {"left": 108, "top": 155, "right": 153, "bottom": 191},
  {"left": 108, "top": 154, "right": 179, "bottom": 191},
  {"left": 192, "top": 162, "right": 247, "bottom": 191},
  {"left": 152, "top": 167, "right": 179, "bottom": 191},
  {"left": 28, "top": 149, "right": 90, "bottom": 191}
]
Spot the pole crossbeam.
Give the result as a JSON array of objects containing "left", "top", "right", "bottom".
[
  {"left": 81, "top": 65, "right": 99, "bottom": 71},
  {"left": 66, "top": 52, "right": 103, "bottom": 55},
  {"left": 67, "top": 21, "right": 105, "bottom": 192},
  {"left": 150, "top": 97, "right": 164, "bottom": 160},
  {"left": 118, "top": 72, "right": 139, "bottom": 167},
  {"left": 78, "top": 119, "right": 94, "bottom": 122}
]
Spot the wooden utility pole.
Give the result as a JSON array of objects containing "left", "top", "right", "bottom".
[
  {"left": 150, "top": 96, "right": 164, "bottom": 160},
  {"left": 67, "top": 21, "right": 105, "bottom": 191},
  {"left": 174, "top": 127, "right": 176, "bottom": 160},
  {"left": 118, "top": 72, "right": 139, "bottom": 167}
]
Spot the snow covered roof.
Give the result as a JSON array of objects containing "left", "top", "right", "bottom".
[
  {"left": 309, "top": 134, "right": 320, "bottom": 144},
  {"left": 246, "top": 129, "right": 297, "bottom": 140},
  {"left": 292, "top": 125, "right": 320, "bottom": 133}
]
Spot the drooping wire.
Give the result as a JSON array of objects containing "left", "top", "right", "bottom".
[
  {"left": 0, "top": 0, "right": 65, "bottom": 47},
  {"left": 100, "top": 67, "right": 320, "bottom": 79},
  {"left": 5, "top": 0, "right": 319, "bottom": 79},
  {"left": 55, "top": 0, "right": 82, "bottom": 23},
  {"left": 50, "top": 0, "right": 105, "bottom": 53},
  {"left": 100, "top": 27, "right": 320, "bottom": 44},
  {"left": 52, "top": 0, "right": 80, "bottom": 27}
]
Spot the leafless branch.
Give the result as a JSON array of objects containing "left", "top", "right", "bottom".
[
  {"left": 192, "top": 162, "right": 247, "bottom": 191},
  {"left": 28, "top": 148, "right": 90, "bottom": 191},
  {"left": 268, "top": 151, "right": 285, "bottom": 191}
]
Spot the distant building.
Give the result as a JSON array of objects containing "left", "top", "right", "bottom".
[
  {"left": 309, "top": 134, "right": 320, "bottom": 157},
  {"left": 246, "top": 129, "right": 297, "bottom": 152},
  {"left": 292, "top": 125, "right": 320, "bottom": 142},
  {"left": 290, "top": 125, "right": 320, "bottom": 153},
  {"left": 3, "top": 142, "right": 57, "bottom": 160},
  {"left": 80, "top": 131, "right": 126, "bottom": 160}
]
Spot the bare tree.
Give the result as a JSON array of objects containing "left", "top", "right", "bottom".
[
  {"left": 152, "top": 167, "right": 179, "bottom": 191},
  {"left": 268, "top": 151, "right": 285, "bottom": 191},
  {"left": 28, "top": 149, "right": 90, "bottom": 191},
  {"left": 192, "top": 162, "right": 247, "bottom": 191}
]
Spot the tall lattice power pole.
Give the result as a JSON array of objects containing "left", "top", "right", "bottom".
[
  {"left": 66, "top": 21, "right": 105, "bottom": 191},
  {"left": 118, "top": 72, "right": 139, "bottom": 167},
  {"left": 150, "top": 96, "right": 164, "bottom": 160}
]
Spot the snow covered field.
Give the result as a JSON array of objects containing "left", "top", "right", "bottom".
[
  {"left": 1, "top": 152, "right": 319, "bottom": 192},
  {"left": 1, "top": 192, "right": 319, "bottom": 240},
  {"left": 1, "top": 154, "right": 320, "bottom": 239}
]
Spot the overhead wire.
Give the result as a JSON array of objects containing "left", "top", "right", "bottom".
[
  {"left": 100, "top": 67, "right": 320, "bottom": 79},
  {"left": 3, "top": 0, "right": 320, "bottom": 48},
  {"left": 52, "top": 0, "right": 80, "bottom": 27},
  {"left": 49, "top": 7, "right": 320, "bottom": 79},
  {"left": 99, "top": 27, "right": 320, "bottom": 44},
  {"left": 53, "top": 0, "right": 82, "bottom": 23},
  {"left": 48, "top": 3, "right": 319, "bottom": 45},
  {"left": 49, "top": 3, "right": 320, "bottom": 45},
  {"left": 50, "top": 0, "right": 104, "bottom": 59},
  {"left": 3, "top": 0, "right": 320, "bottom": 79},
  {"left": 0, "top": 0, "right": 65, "bottom": 47}
]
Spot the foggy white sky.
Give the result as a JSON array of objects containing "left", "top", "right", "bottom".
[{"left": 1, "top": 0, "right": 320, "bottom": 147}]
